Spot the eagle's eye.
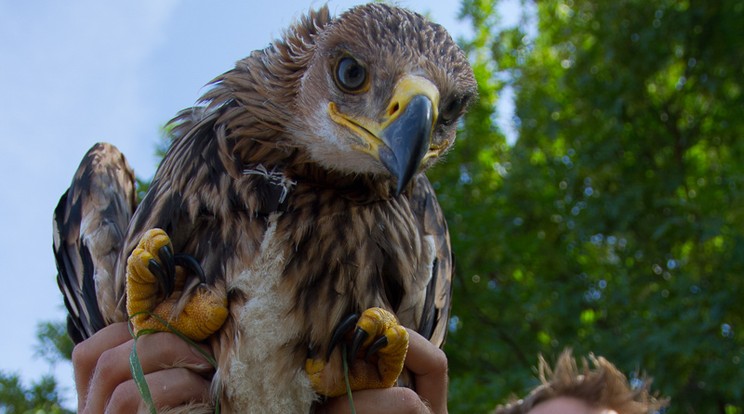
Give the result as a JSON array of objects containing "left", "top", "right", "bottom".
[
  {"left": 334, "top": 56, "right": 368, "bottom": 93},
  {"left": 440, "top": 97, "right": 468, "bottom": 126}
]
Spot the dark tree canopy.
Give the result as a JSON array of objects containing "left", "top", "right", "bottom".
[{"left": 431, "top": 0, "right": 744, "bottom": 412}]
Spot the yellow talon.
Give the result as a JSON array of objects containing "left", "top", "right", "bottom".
[
  {"left": 306, "top": 307, "right": 409, "bottom": 397},
  {"left": 126, "top": 228, "right": 228, "bottom": 341}
]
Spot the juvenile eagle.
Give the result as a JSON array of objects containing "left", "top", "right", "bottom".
[{"left": 54, "top": 3, "right": 476, "bottom": 412}]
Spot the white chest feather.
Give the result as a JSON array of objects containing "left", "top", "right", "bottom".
[{"left": 219, "top": 213, "right": 317, "bottom": 413}]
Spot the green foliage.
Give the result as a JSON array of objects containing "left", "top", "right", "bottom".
[
  {"left": 1, "top": 321, "right": 73, "bottom": 413},
  {"left": 434, "top": 0, "right": 744, "bottom": 412},
  {"left": 0, "top": 372, "right": 73, "bottom": 414},
  {"left": 34, "top": 321, "right": 73, "bottom": 364}
]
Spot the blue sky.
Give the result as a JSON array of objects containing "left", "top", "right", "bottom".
[{"left": 0, "top": 0, "right": 519, "bottom": 408}]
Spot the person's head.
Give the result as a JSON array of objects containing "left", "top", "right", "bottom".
[{"left": 494, "top": 349, "right": 667, "bottom": 414}]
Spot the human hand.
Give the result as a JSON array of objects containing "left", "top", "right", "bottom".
[
  {"left": 71, "top": 322, "right": 214, "bottom": 413},
  {"left": 73, "top": 324, "right": 448, "bottom": 413},
  {"left": 318, "top": 328, "right": 448, "bottom": 414}
]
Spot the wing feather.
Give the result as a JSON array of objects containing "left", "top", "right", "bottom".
[
  {"left": 53, "top": 143, "right": 136, "bottom": 342},
  {"left": 409, "top": 174, "right": 453, "bottom": 347}
]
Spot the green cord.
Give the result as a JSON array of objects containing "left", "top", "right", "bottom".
[
  {"left": 127, "top": 320, "right": 157, "bottom": 414},
  {"left": 342, "top": 345, "right": 357, "bottom": 414},
  {"left": 127, "top": 312, "right": 221, "bottom": 413}
]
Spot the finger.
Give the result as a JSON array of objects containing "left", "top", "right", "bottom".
[
  {"left": 72, "top": 322, "right": 132, "bottom": 412},
  {"left": 320, "top": 387, "right": 430, "bottom": 414},
  {"left": 106, "top": 367, "right": 212, "bottom": 413},
  {"left": 84, "top": 331, "right": 214, "bottom": 414},
  {"left": 404, "top": 329, "right": 448, "bottom": 414}
]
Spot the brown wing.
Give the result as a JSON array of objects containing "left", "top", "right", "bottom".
[
  {"left": 409, "top": 174, "right": 453, "bottom": 347},
  {"left": 53, "top": 143, "right": 136, "bottom": 343}
]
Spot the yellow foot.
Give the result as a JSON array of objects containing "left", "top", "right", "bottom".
[
  {"left": 306, "top": 307, "right": 409, "bottom": 397},
  {"left": 126, "top": 228, "right": 228, "bottom": 341}
]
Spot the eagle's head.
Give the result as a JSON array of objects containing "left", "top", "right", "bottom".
[
  {"left": 219, "top": 3, "right": 476, "bottom": 194},
  {"left": 294, "top": 4, "right": 476, "bottom": 194}
]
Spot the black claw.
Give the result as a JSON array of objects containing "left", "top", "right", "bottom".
[
  {"left": 147, "top": 258, "right": 166, "bottom": 280},
  {"left": 365, "top": 336, "right": 388, "bottom": 361},
  {"left": 148, "top": 258, "right": 174, "bottom": 298},
  {"left": 174, "top": 253, "right": 207, "bottom": 283},
  {"left": 350, "top": 327, "right": 369, "bottom": 364},
  {"left": 158, "top": 244, "right": 176, "bottom": 279},
  {"left": 326, "top": 314, "right": 359, "bottom": 361}
]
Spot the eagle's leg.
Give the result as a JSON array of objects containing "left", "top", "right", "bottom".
[
  {"left": 305, "top": 307, "right": 409, "bottom": 397},
  {"left": 126, "top": 228, "right": 228, "bottom": 341}
]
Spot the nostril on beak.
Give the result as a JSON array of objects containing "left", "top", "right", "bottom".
[{"left": 388, "top": 102, "right": 400, "bottom": 116}]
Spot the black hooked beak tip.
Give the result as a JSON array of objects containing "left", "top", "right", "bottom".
[{"left": 379, "top": 94, "right": 434, "bottom": 196}]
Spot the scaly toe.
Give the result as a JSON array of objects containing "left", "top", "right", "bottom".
[
  {"left": 306, "top": 307, "right": 409, "bottom": 397},
  {"left": 126, "top": 228, "right": 227, "bottom": 341}
]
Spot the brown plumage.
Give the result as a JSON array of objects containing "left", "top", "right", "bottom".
[{"left": 54, "top": 3, "right": 475, "bottom": 412}]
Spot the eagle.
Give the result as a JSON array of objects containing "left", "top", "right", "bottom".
[{"left": 53, "top": 3, "right": 476, "bottom": 413}]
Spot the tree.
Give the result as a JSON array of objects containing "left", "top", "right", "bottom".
[
  {"left": 0, "top": 321, "right": 74, "bottom": 414},
  {"left": 433, "top": 0, "right": 744, "bottom": 412},
  {"left": 0, "top": 372, "right": 71, "bottom": 414}
]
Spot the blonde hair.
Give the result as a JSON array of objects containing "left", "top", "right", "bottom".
[{"left": 494, "top": 349, "right": 667, "bottom": 414}]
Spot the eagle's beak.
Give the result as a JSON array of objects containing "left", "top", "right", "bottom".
[
  {"left": 329, "top": 75, "right": 440, "bottom": 195},
  {"left": 378, "top": 93, "right": 434, "bottom": 195}
]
